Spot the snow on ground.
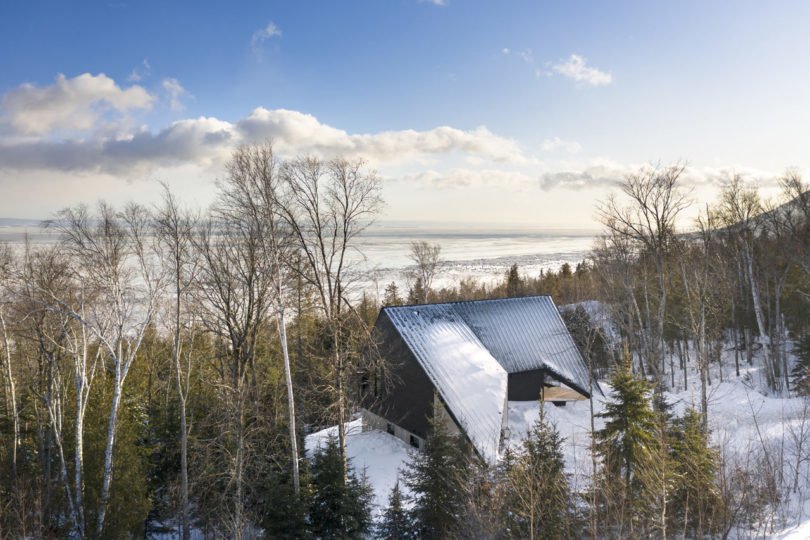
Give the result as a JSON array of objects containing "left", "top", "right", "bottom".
[
  {"left": 307, "top": 333, "right": 810, "bottom": 537},
  {"left": 306, "top": 418, "right": 413, "bottom": 517}
]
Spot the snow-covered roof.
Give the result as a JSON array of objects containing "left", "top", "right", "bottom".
[
  {"left": 385, "top": 304, "right": 507, "bottom": 464},
  {"left": 382, "top": 295, "right": 591, "bottom": 463}
]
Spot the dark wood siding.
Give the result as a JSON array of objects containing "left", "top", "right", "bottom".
[
  {"left": 361, "top": 311, "right": 435, "bottom": 439},
  {"left": 507, "top": 368, "right": 547, "bottom": 401}
]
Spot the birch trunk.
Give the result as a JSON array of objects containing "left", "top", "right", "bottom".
[
  {"left": 0, "top": 310, "right": 19, "bottom": 483},
  {"left": 277, "top": 306, "right": 300, "bottom": 495}
]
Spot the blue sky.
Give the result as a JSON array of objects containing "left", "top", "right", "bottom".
[{"left": 1, "top": 1, "right": 808, "bottom": 225}]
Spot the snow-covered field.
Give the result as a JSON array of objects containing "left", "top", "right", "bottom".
[{"left": 306, "top": 341, "right": 810, "bottom": 538}]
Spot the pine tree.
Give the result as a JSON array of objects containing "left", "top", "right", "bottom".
[
  {"left": 505, "top": 416, "right": 574, "bottom": 539},
  {"left": 403, "top": 410, "right": 472, "bottom": 539},
  {"left": 309, "top": 435, "right": 374, "bottom": 539},
  {"left": 377, "top": 480, "right": 414, "bottom": 540}
]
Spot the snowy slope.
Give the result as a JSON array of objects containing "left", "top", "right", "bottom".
[{"left": 307, "top": 333, "right": 810, "bottom": 537}]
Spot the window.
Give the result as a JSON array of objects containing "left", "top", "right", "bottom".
[
  {"left": 410, "top": 435, "right": 420, "bottom": 449},
  {"left": 387, "top": 423, "right": 395, "bottom": 436}
]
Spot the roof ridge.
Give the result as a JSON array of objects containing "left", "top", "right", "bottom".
[{"left": 381, "top": 294, "right": 552, "bottom": 311}]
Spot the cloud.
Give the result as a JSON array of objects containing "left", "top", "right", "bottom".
[
  {"left": 127, "top": 59, "right": 151, "bottom": 82},
  {"left": 541, "top": 137, "right": 582, "bottom": 154},
  {"left": 162, "top": 78, "right": 190, "bottom": 112},
  {"left": 552, "top": 54, "right": 613, "bottom": 86},
  {"left": 251, "top": 22, "right": 282, "bottom": 53},
  {"left": 402, "top": 169, "right": 536, "bottom": 189},
  {"left": 539, "top": 161, "right": 780, "bottom": 191},
  {"left": 0, "top": 88, "right": 532, "bottom": 173},
  {"left": 0, "top": 73, "right": 153, "bottom": 135},
  {"left": 540, "top": 162, "right": 627, "bottom": 190},
  {"left": 419, "top": 0, "right": 447, "bottom": 5}
]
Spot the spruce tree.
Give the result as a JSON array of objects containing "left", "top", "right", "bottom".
[
  {"left": 309, "top": 435, "right": 374, "bottom": 539},
  {"left": 505, "top": 416, "right": 573, "bottom": 539},
  {"left": 669, "top": 408, "right": 722, "bottom": 537},
  {"left": 791, "top": 334, "right": 810, "bottom": 395},
  {"left": 596, "top": 358, "right": 657, "bottom": 487},
  {"left": 377, "top": 480, "right": 414, "bottom": 540},
  {"left": 403, "top": 410, "right": 472, "bottom": 539},
  {"left": 595, "top": 358, "right": 661, "bottom": 535},
  {"left": 262, "top": 463, "right": 313, "bottom": 539}
]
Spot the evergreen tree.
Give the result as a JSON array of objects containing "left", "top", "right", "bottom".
[
  {"left": 596, "top": 358, "right": 658, "bottom": 487},
  {"left": 383, "top": 281, "right": 404, "bottom": 307},
  {"left": 595, "top": 358, "right": 662, "bottom": 535},
  {"left": 791, "top": 334, "right": 810, "bottom": 395},
  {"left": 262, "top": 463, "right": 313, "bottom": 539},
  {"left": 377, "top": 479, "right": 414, "bottom": 540},
  {"left": 403, "top": 410, "right": 472, "bottom": 539},
  {"left": 506, "top": 264, "right": 523, "bottom": 297},
  {"left": 407, "top": 277, "right": 427, "bottom": 305},
  {"left": 309, "top": 435, "right": 374, "bottom": 539},
  {"left": 669, "top": 408, "right": 722, "bottom": 537},
  {"left": 505, "top": 416, "right": 574, "bottom": 539}
]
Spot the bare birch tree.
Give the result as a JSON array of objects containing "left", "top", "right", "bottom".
[
  {"left": 155, "top": 185, "right": 199, "bottom": 540},
  {"left": 53, "top": 202, "right": 164, "bottom": 537}
]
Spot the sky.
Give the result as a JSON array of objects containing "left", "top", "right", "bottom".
[{"left": 1, "top": 0, "right": 808, "bottom": 227}]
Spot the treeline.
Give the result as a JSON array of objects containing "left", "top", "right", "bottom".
[{"left": 0, "top": 144, "right": 386, "bottom": 538}]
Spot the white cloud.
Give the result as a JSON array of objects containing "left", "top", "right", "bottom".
[
  {"left": 251, "top": 22, "right": 282, "bottom": 52},
  {"left": 0, "top": 73, "right": 153, "bottom": 135},
  {"left": 162, "top": 78, "right": 190, "bottom": 112},
  {"left": 552, "top": 54, "right": 613, "bottom": 86},
  {"left": 402, "top": 168, "right": 535, "bottom": 189},
  {"left": 0, "top": 81, "right": 532, "bottom": 173},
  {"left": 501, "top": 48, "right": 511, "bottom": 55},
  {"left": 541, "top": 137, "right": 582, "bottom": 154},
  {"left": 419, "top": 0, "right": 447, "bottom": 5}
]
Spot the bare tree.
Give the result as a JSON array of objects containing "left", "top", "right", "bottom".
[
  {"left": 52, "top": 202, "right": 164, "bottom": 537},
  {"left": 194, "top": 211, "right": 272, "bottom": 538},
  {"left": 277, "top": 155, "right": 382, "bottom": 475},
  {"left": 0, "top": 245, "right": 20, "bottom": 511},
  {"left": 155, "top": 184, "right": 199, "bottom": 540},
  {"left": 216, "top": 143, "right": 302, "bottom": 496},
  {"left": 717, "top": 175, "right": 767, "bottom": 344},
  {"left": 597, "top": 163, "right": 691, "bottom": 381},
  {"left": 407, "top": 241, "right": 442, "bottom": 303},
  {"left": 18, "top": 242, "right": 103, "bottom": 538}
]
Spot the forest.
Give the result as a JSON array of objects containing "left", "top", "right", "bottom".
[{"left": 2, "top": 144, "right": 810, "bottom": 539}]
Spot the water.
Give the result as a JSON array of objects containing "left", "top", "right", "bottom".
[
  {"left": 355, "top": 221, "right": 597, "bottom": 294},
  {"left": 0, "top": 218, "right": 598, "bottom": 292}
]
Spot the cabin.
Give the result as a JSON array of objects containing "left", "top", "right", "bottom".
[{"left": 359, "top": 295, "right": 597, "bottom": 465}]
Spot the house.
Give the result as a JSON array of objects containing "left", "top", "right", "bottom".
[{"left": 359, "top": 295, "right": 597, "bottom": 465}]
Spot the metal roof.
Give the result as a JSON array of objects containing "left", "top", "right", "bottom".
[
  {"left": 451, "top": 296, "right": 591, "bottom": 395},
  {"left": 384, "top": 304, "right": 507, "bottom": 464},
  {"left": 382, "top": 296, "right": 593, "bottom": 462}
]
